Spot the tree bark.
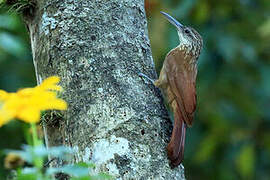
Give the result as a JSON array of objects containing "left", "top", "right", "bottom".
[{"left": 23, "top": 0, "right": 185, "bottom": 179}]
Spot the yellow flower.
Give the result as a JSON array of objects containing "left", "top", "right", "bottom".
[{"left": 0, "top": 76, "right": 67, "bottom": 126}]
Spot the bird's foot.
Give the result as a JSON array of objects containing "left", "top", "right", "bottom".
[
  {"left": 138, "top": 73, "right": 155, "bottom": 84},
  {"left": 180, "top": 163, "right": 184, "bottom": 170}
]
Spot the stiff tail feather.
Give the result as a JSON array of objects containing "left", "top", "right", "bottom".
[{"left": 167, "top": 103, "right": 186, "bottom": 167}]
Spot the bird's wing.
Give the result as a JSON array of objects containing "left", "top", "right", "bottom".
[{"left": 165, "top": 51, "right": 197, "bottom": 126}]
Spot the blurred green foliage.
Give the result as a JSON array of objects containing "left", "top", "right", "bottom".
[
  {"left": 6, "top": 145, "right": 112, "bottom": 179},
  {"left": 0, "top": 0, "right": 270, "bottom": 179},
  {"left": 146, "top": 0, "right": 270, "bottom": 179},
  {"left": 0, "top": 6, "right": 35, "bottom": 179}
]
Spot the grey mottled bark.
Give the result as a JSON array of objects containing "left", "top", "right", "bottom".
[{"left": 23, "top": 0, "right": 185, "bottom": 179}]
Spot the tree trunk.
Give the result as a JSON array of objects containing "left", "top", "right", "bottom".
[{"left": 23, "top": 0, "right": 185, "bottom": 179}]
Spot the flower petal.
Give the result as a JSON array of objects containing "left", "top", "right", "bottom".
[{"left": 17, "top": 107, "right": 41, "bottom": 123}]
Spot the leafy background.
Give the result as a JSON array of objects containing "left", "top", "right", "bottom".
[{"left": 0, "top": 0, "right": 270, "bottom": 179}]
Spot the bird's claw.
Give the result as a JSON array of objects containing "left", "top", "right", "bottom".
[{"left": 138, "top": 72, "right": 155, "bottom": 84}]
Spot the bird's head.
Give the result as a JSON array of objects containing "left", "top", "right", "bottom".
[{"left": 161, "top": 11, "right": 203, "bottom": 59}]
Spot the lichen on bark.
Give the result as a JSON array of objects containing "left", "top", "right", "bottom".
[{"left": 23, "top": 0, "right": 186, "bottom": 179}]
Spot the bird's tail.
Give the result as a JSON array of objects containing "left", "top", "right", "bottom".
[{"left": 167, "top": 102, "right": 186, "bottom": 167}]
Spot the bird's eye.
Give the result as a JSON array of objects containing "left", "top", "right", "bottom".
[{"left": 184, "top": 29, "right": 190, "bottom": 34}]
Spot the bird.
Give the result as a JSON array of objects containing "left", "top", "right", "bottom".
[{"left": 154, "top": 11, "right": 203, "bottom": 167}]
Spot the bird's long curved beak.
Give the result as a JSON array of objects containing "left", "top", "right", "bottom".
[{"left": 160, "top": 11, "right": 183, "bottom": 29}]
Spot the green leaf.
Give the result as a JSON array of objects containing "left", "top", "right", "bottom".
[
  {"left": 75, "top": 162, "right": 96, "bottom": 168},
  {"left": 45, "top": 146, "right": 74, "bottom": 160},
  {"left": 71, "top": 177, "right": 92, "bottom": 180},
  {"left": 193, "top": 2, "right": 210, "bottom": 24},
  {"left": 46, "top": 162, "right": 113, "bottom": 179},
  {"left": 91, "top": 172, "right": 114, "bottom": 180},
  {"left": 235, "top": 144, "right": 255, "bottom": 179},
  {"left": 193, "top": 135, "right": 217, "bottom": 163},
  {"left": 17, "top": 168, "right": 38, "bottom": 180},
  {"left": 258, "top": 18, "right": 270, "bottom": 38},
  {"left": 0, "top": 0, "right": 5, "bottom": 5},
  {"left": 46, "top": 164, "right": 89, "bottom": 177},
  {"left": 0, "top": 32, "right": 26, "bottom": 57},
  {"left": 0, "top": 15, "right": 17, "bottom": 29},
  {"left": 17, "top": 173, "right": 38, "bottom": 180}
]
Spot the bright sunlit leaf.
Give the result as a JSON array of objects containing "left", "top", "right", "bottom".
[{"left": 235, "top": 144, "right": 255, "bottom": 179}]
